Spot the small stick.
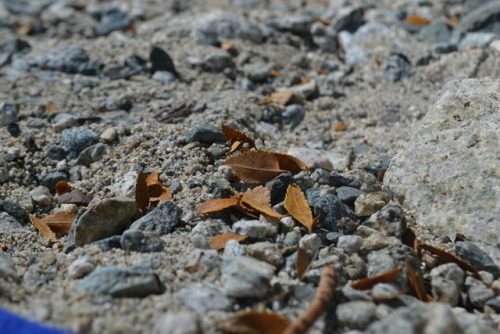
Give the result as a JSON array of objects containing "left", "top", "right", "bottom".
[{"left": 282, "top": 265, "right": 336, "bottom": 334}]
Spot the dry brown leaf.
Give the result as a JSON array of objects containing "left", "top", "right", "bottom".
[
  {"left": 257, "top": 89, "right": 295, "bottom": 106},
  {"left": 284, "top": 184, "right": 315, "bottom": 233},
  {"left": 296, "top": 247, "right": 310, "bottom": 280},
  {"left": 221, "top": 124, "right": 256, "bottom": 152},
  {"left": 405, "top": 15, "right": 431, "bottom": 26},
  {"left": 269, "top": 152, "right": 307, "bottom": 172},
  {"left": 44, "top": 211, "right": 76, "bottom": 234},
  {"left": 351, "top": 267, "right": 401, "bottom": 290},
  {"left": 55, "top": 181, "right": 73, "bottom": 196},
  {"left": 269, "top": 71, "right": 283, "bottom": 78},
  {"left": 402, "top": 227, "right": 418, "bottom": 255},
  {"left": 223, "top": 310, "right": 290, "bottom": 334},
  {"left": 210, "top": 233, "right": 248, "bottom": 250},
  {"left": 44, "top": 101, "right": 58, "bottom": 113},
  {"left": 30, "top": 215, "right": 57, "bottom": 242},
  {"left": 135, "top": 171, "right": 149, "bottom": 214},
  {"left": 405, "top": 257, "right": 432, "bottom": 302},
  {"left": 223, "top": 150, "right": 287, "bottom": 183},
  {"left": 331, "top": 123, "right": 348, "bottom": 132},
  {"left": 241, "top": 196, "right": 285, "bottom": 218},
  {"left": 221, "top": 41, "right": 236, "bottom": 53},
  {"left": 242, "top": 186, "right": 271, "bottom": 208},
  {"left": 196, "top": 198, "right": 239, "bottom": 216},
  {"left": 418, "top": 243, "right": 482, "bottom": 280}
]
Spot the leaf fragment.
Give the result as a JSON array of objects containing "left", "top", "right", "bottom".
[
  {"left": 241, "top": 186, "right": 271, "bottom": 208},
  {"left": 269, "top": 152, "right": 307, "bottom": 172},
  {"left": 210, "top": 232, "right": 248, "bottom": 250},
  {"left": 196, "top": 198, "right": 239, "bottom": 216},
  {"left": 418, "top": 243, "right": 482, "bottom": 280},
  {"left": 30, "top": 215, "right": 56, "bottom": 242},
  {"left": 257, "top": 89, "right": 295, "bottom": 106},
  {"left": 223, "top": 150, "right": 287, "bottom": 183},
  {"left": 135, "top": 171, "right": 149, "bottom": 214},
  {"left": 223, "top": 310, "right": 290, "bottom": 334},
  {"left": 331, "top": 123, "right": 348, "bottom": 132},
  {"left": 405, "top": 15, "right": 431, "bottom": 26},
  {"left": 351, "top": 267, "right": 401, "bottom": 290},
  {"left": 30, "top": 211, "right": 76, "bottom": 242},
  {"left": 241, "top": 196, "right": 285, "bottom": 218},
  {"left": 55, "top": 181, "right": 73, "bottom": 196},
  {"left": 284, "top": 184, "right": 315, "bottom": 233},
  {"left": 296, "top": 247, "right": 310, "bottom": 280},
  {"left": 405, "top": 257, "right": 433, "bottom": 302},
  {"left": 221, "top": 124, "right": 256, "bottom": 152}
]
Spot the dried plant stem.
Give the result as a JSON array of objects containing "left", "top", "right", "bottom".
[{"left": 282, "top": 265, "right": 336, "bottom": 334}]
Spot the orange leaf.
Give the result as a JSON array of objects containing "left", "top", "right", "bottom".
[
  {"left": 331, "top": 123, "right": 348, "bottom": 132},
  {"left": 221, "top": 124, "right": 256, "bottom": 152},
  {"left": 240, "top": 197, "right": 285, "bottom": 218},
  {"left": 223, "top": 310, "right": 290, "bottom": 334},
  {"left": 242, "top": 186, "right": 271, "bottom": 208},
  {"left": 405, "top": 15, "right": 431, "bottom": 26},
  {"left": 284, "top": 184, "right": 315, "bottom": 233},
  {"left": 223, "top": 150, "right": 287, "bottom": 183},
  {"left": 30, "top": 215, "right": 57, "bottom": 242},
  {"left": 196, "top": 198, "right": 239, "bottom": 216},
  {"left": 351, "top": 267, "right": 401, "bottom": 290},
  {"left": 135, "top": 171, "right": 149, "bottom": 214},
  {"left": 269, "top": 152, "right": 307, "bottom": 172},
  {"left": 296, "top": 247, "right": 310, "bottom": 280},
  {"left": 221, "top": 41, "right": 236, "bottom": 52},
  {"left": 257, "top": 90, "right": 295, "bottom": 106},
  {"left": 210, "top": 232, "right": 248, "bottom": 250},
  {"left": 418, "top": 243, "right": 482, "bottom": 280},
  {"left": 55, "top": 181, "right": 73, "bottom": 196},
  {"left": 405, "top": 258, "right": 433, "bottom": 302},
  {"left": 402, "top": 227, "right": 418, "bottom": 255},
  {"left": 43, "top": 211, "right": 76, "bottom": 234}
]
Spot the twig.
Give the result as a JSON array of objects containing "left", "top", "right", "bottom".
[{"left": 282, "top": 265, "right": 336, "bottom": 334}]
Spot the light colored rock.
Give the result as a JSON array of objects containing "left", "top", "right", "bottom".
[
  {"left": 0, "top": 212, "right": 24, "bottom": 231},
  {"left": 221, "top": 256, "right": 274, "bottom": 298},
  {"left": 100, "top": 127, "right": 117, "bottom": 142},
  {"left": 287, "top": 147, "right": 347, "bottom": 171},
  {"left": 430, "top": 263, "right": 464, "bottom": 306},
  {"left": 190, "top": 219, "right": 231, "bottom": 249},
  {"left": 0, "top": 252, "right": 17, "bottom": 280},
  {"left": 384, "top": 78, "right": 500, "bottom": 265},
  {"left": 354, "top": 192, "right": 390, "bottom": 217},
  {"left": 30, "top": 186, "right": 53, "bottom": 207},
  {"left": 337, "top": 235, "right": 363, "bottom": 255},
  {"left": 299, "top": 233, "right": 321, "bottom": 252},
  {"left": 68, "top": 256, "right": 96, "bottom": 279},
  {"left": 175, "top": 283, "right": 233, "bottom": 313},
  {"left": 232, "top": 219, "right": 275, "bottom": 239},
  {"left": 154, "top": 311, "right": 200, "bottom": 334},
  {"left": 245, "top": 242, "right": 283, "bottom": 267}
]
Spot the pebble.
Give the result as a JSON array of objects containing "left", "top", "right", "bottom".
[
  {"left": 222, "top": 239, "right": 245, "bottom": 258},
  {"left": 185, "top": 124, "right": 226, "bottom": 144},
  {"left": 0, "top": 212, "right": 24, "bottom": 231},
  {"left": 221, "top": 256, "right": 274, "bottom": 298},
  {"left": 282, "top": 104, "right": 305, "bottom": 129},
  {"left": 175, "top": 283, "right": 233, "bottom": 313},
  {"left": 60, "top": 127, "right": 100, "bottom": 160},
  {"left": 100, "top": 127, "right": 117, "bottom": 142},
  {"left": 186, "top": 249, "right": 220, "bottom": 272},
  {"left": 128, "top": 200, "right": 182, "bottom": 235},
  {"left": 336, "top": 301, "right": 377, "bottom": 330},
  {"left": 46, "top": 145, "right": 68, "bottom": 161},
  {"left": 232, "top": 219, "right": 276, "bottom": 239},
  {"left": 0, "top": 200, "right": 30, "bottom": 225},
  {"left": 39, "top": 171, "right": 68, "bottom": 194},
  {"left": 299, "top": 233, "right": 322, "bottom": 253},
  {"left": 149, "top": 46, "right": 180, "bottom": 78},
  {"left": 68, "top": 256, "right": 96, "bottom": 279},
  {"left": 0, "top": 252, "right": 18, "bottom": 280},
  {"left": 245, "top": 242, "right": 283, "bottom": 267},
  {"left": 465, "top": 277, "right": 495, "bottom": 308},
  {"left": 190, "top": 219, "right": 231, "bottom": 249},
  {"left": 311, "top": 194, "right": 358, "bottom": 232},
  {"left": 363, "top": 203, "right": 407, "bottom": 238},
  {"left": 381, "top": 53, "right": 413, "bottom": 82},
  {"left": 455, "top": 241, "right": 500, "bottom": 278},
  {"left": 458, "top": 1, "right": 500, "bottom": 34},
  {"left": 354, "top": 192, "right": 390, "bottom": 217},
  {"left": 310, "top": 22, "right": 339, "bottom": 53},
  {"left": 154, "top": 311, "right": 200, "bottom": 334},
  {"left": 430, "top": 263, "right": 464, "bottom": 306},
  {"left": 283, "top": 230, "right": 301, "bottom": 247},
  {"left": 65, "top": 197, "right": 137, "bottom": 251},
  {"left": 73, "top": 262, "right": 164, "bottom": 298},
  {"left": 30, "top": 186, "right": 53, "bottom": 207},
  {"left": 336, "top": 186, "right": 366, "bottom": 206},
  {"left": 0, "top": 102, "right": 17, "bottom": 126},
  {"left": 120, "top": 230, "right": 165, "bottom": 253},
  {"left": 418, "top": 19, "right": 452, "bottom": 43},
  {"left": 337, "top": 235, "right": 363, "bottom": 255},
  {"left": 94, "top": 8, "right": 132, "bottom": 36}
]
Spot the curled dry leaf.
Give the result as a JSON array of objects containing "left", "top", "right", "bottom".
[
  {"left": 135, "top": 171, "right": 149, "bottom": 214},
  {"left": 223, "top": 150, "right": 287, "bottom": 183},
  {"left": 146, "top": 171, "right": 173, "bottom": 206},
  {"left": 351, "top": 267, "right": 401, "bottom": 290},
  {"left": 223, "top": 310, "right": 290, "bottom": 334},
  {"left": 418, "top": 243, "right": 482, "bottom": 280},
  {"left": 284, "top": 184, "right": 315, "bottom": 233},
  {"left": 30, "top": 211, "right": 76, "bottom": 242},
  {"left": 405, "top": 257, "right": 433, "bottom": 302},
  {"left": 221, "top": 124, "right": 256, "bottom": 153},
  {"left": 196, "top": 198, "right": 239, "bottom": 216},
  {"left": 269, "top": 152, "right": 307, "bottom": 172},
  {"left": 401, "top": 227, "right": 418, "bottom": 255},
  {"left": 242, "top": 186, "right": 271, "bottom": 207},
  {"left": 296, "top": 247, "right": 310, "bottom": 280},
  {"left": 405, "top": 15, "right": 431, "bottom": 26},
  {"left": 331, "top": 123, "right": 348, "bottom": 132},
  {"left": 257, "top": 89, "right": 295, "bottom": 106},
  {"left": 55, "top": 181, "right": 73, "bottom": 196},
  {"left": 210, "top": 232, "right": 248, "bottom": 250}
]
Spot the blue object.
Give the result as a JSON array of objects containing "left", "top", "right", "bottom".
[{"left": 0, "top": 308, "right": 73, "bottom": 334}]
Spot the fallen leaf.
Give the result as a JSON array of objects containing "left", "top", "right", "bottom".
[
  {"left": 221, "top": 41, "right": 236, "bottom": 53},
  {"left": 269, "top": 71, "right": 283, "bottom": 77},
  {"left": 55, "top": 181, "right": 73, "bottom": 196},
  {"left": 30, "top": 215, "right": 56, "bottom": 242},
  {"left": 257, "top": 90, "right": 295, "bottom": 106},
  {"left": 296, "top": 247, "right": 310, "bottom": 280},
  {"left": 351, "top": 267, "right": 401, "bottom": 290},
  {"left": 221, "top": 124, "right": 256, "bottom": 152},
  {"left": 405, "top": 257, "right": 432, "bottom": 302},
  {"left": 284, "top": 184, "right": 315, "bottom": 233},
  {"left": 223, "top": 310, "right": 290, "bottom": 334},
  {"left": 331, "top": 123, "right": 348, "bottom": 132},
  {"left": 240, "top": 196, "right": 285, "bottom": 218},
  {"left": 44, "top": 211, "right": 76, "bottom": 234},
  {"left": 196, "top": 198, "right": 239, "bottom": 216},
  {"left": 405, "top": 15, "right": 431, "bottom": 26},
  {"left": 44, "top": 101, "right": 58, "bottom": 113},
  {"left": 242, "top": 186, "right": 271, "bottom": 208},
  {"left": 418, "top": 243, "right": 482, "bottom": 280},
  {"left": 401, "top": 227, "right": 418, "bottom": 255},
  {"left": 145, "top": 171, "right": 173, "bottom": 206},
  {"left": 210, "top": 233, "right": 248, "bottom": 250},
  {"left": 269, "top": 152, "right": 307, "bottom": 172},
  {"left": 135, "top": 171, "right": 149, "bottom": 214},
  {"left": 223, "top": 150, "right": 287, "bottom": 183}
]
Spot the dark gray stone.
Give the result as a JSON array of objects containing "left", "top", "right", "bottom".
[
  {"left": 128, "top": 200, "right": 182, "bottom": 235},
  {"left": 120, "top": 230, "right": 165, "bottom": 253},
  {"left": 46, "top": 145, "right": 68, "bottom": 161},
  {"left": 149, "top": 46, "right": 179, "bottom": 78},
  {"left": 455, "top": 241, "right": 500, "bottom": 278},
  {"left": 95, "top": 8, "right": 132, "bottom": 36},
  {"left": 284, "top": 231, "right": 301, "bottom": 247},
  {"left": 418, "top": 19, "right": 452, "bottom": 43},
  {"left": 0, "top": 200, "right": 29, "bottom": 225},
  {"left": 415, "top": 50, "right": 434, "bottom": 66},
  {"left": 333, "top": 5, "right": 365, "bottom": 32},
  {"left": 336, "top": 186, "right": 366, "bottom": 206},
  {"left": 202, "top": 54, "right": 234, "bottom": 73},
  {"left": 92, "top": 235, "right": 122, "bottom": 251},
  {"left": 39, "top": 171, "right": 68, "bottom": 194},
  {"left": 267, "top": 17, "right": 313, "bottom": 35},
  {"left": 382, "top": 53, "right": 413, "bottom": 82},
  {"left": 282, "top": 104, "right": 305, "bottom": 129},
  {"left": 434, "top": 42, "right": 457, "bottom": 54},
  {"left": 74, "top": 143, "right": 107, "bottom": 167},
  {"left": 328, "top": 173, "right": 361, "bottom": 188},
  {"left": 458, "top": 1, "right": 500, "bottom": 34},
  {"left": 485, "top": 297, "right": 500, "bottom": 312},
  {"left": 185, "top": 124, "right": 225, "bottom": 144},
  {"left": 73, "top": 262, "right": 164, "bottom": 298},
  {"left": 33, "top": 44, "right": 103, "bottom": 75},
  {"left": 310, "top": 194, "right": 358, "bottom": 232},
  {"left": 0, "top": 39, "right": 30, "bottom": 55},
  {"left": 60, "top": 127, "right": 100, "bottom": 160},
  {"left": 363, "top": 204, "right": 407, "bottom": 238},
  {"left": 266, "top": 172, "right": 292, "bottom": 203},
  {"left": 0, "top": 102, "right": 17, "bottom": 126}
]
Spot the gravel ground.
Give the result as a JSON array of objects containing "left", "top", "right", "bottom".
[{"left": 0, "top": 0, "right": 499, "bottom": 333}]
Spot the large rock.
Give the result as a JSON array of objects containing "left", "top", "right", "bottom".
[{"left": 384, "top": 78, "right": 499, "bottom": 265}]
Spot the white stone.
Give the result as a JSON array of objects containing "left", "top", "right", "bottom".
[
  {"left": 299, "top": 233, "right": 321, "bottom": 252},
  {"left": 100, "top": 127, "right": 117, "bottom": 142},
  {"left": 68, "top": 256, "right": 96, "bottom": 279},
  {"left": 154, "top": 311, "right": 200, "bottom": 334},
  {"left": 232, "top": 219, "right": 275, "bottom": 239}
]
